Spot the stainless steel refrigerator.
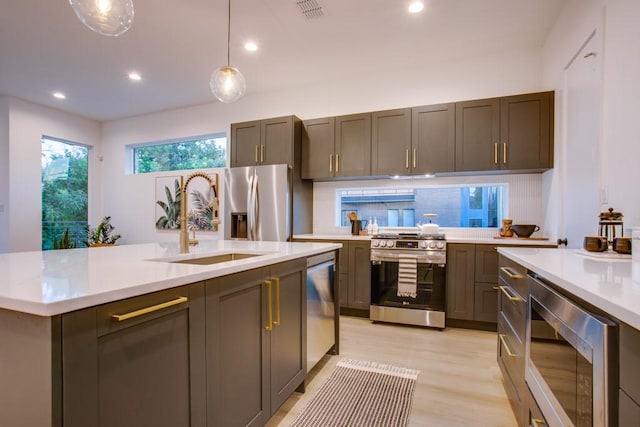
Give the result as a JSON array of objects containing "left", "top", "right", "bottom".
[{"left": 224, "top": 164, "right": 313, "bottom": 241}]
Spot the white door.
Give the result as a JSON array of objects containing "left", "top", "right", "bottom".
[{"left": 562, "top": 32, "right": 602, "bottom": 248}]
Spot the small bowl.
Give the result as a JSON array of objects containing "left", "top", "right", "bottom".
[{"left": 511, "top": 224, "right": 540, "bottom": 238}]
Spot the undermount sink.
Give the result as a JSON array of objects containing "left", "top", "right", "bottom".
[{"left": 157, "top": 252, "right": 264, "bottom": 265}]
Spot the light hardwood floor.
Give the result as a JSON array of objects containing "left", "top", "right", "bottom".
[{"left": 267, "top": 316, "right": 517, "bottom": 427}]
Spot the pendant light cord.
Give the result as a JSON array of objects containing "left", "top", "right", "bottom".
[{"left": 226, "top": 0, "right": 231, "bottom": 66}]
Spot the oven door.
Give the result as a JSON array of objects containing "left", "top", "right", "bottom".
[
  {"left": 526, "top": 275, "right": 617, "bottom": 427},
  {"left": 370, "top": 258, "right": 445, "bottom": 311}
]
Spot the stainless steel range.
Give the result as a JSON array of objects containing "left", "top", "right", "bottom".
[{"left": 370, "top": 233, "right": 446, "bottom": 328}]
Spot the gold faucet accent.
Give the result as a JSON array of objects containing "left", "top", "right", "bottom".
[{"left": 180, "top": 172, "right": 219, "bottom": 254}]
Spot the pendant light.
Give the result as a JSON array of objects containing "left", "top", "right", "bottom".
[
  {"left": 69, "top": 0, "right": 134, "bottom": 37},
  {"left": 210, "top": 0, "right": 246, "bottom": 103}
]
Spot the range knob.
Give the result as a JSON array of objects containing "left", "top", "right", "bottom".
[
  {"left": 386, "top": 240, "right": 395, "bottom": 248},
  {"left": 372, "top": 240, "right": 379, "bottom": 247},
  {"left": 436, "top": 241, "right": 445, "bottom": 249},
  {"left": 428, "top": 241, "right": 437, "bottom": 249},
  {"left": 419, "top": 241, "right": 428, "bottom": 249}
]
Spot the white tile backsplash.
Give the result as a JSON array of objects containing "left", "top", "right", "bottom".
[{"left": 312, "top": 173, "right": 543, "bottom": 238}]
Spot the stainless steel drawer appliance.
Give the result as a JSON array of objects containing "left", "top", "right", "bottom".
[
  {"left": 306, "top": 252, "right": 336, "bottom": 372},
  {"left": 527, "top": 274, "right": 617, "bottom": 427}
]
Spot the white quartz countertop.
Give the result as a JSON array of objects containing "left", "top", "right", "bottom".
[
  {"left": 498, "top": 247, "right": 640, "bottom": 329},
  {"left": 294, "top": 234, "right": 555, "bottom": 246},
  {"left": 0, "top": 240, "right": 341, "bottom": 317}
]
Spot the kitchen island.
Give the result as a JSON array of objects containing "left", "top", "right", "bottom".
[
  {"left": 0, "top": 239, "right": 340, "bottom": 427},
  {"left": 497, "top": 246, "right": 640, "bottom": 426}
]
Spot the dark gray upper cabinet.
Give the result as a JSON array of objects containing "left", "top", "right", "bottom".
[
  {"left": 412, "top": 103, "right": 456, "bottom": 174},
  {"left": 301, "top": 117, "right": 335, "bottom": 179},
  {"left": 302, "top": 113, "right": 371, "bottom": 179},
  {"left": 61, "top": 284, "right": 206, "bottom": 427},
  {"left": 231, "top": 115, "right": 300, "bottom": 167},
  {"left": 371, "top": 104, "right": 454, "bottom": 176},
  {"left": 334, "top": 113, "right": 372, "bottom": 178},
  {"left": 371, "top": 108, "right": 412, "bottom": 176},
  {"left": 231, "top": 119, "right": 261, "bottom": 167},
  {"left": 500, "top": 92, "right": 553, "bottom": 170},
  {"left": 455, "top": 91, "right": 553, "bottom": 173},
  {"left": 455, "top": 98, "right": 501, "bottom": 172}
]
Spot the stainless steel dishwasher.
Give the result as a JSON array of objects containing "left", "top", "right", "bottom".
[{"left": 306, "top": 252, "right": 336, "bottom": 372}]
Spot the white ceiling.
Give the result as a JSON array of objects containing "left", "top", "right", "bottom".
[{"left": 0, "top": 0, "right": 566, "bottom": 121}]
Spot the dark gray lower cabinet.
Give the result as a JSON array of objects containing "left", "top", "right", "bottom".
[
  {"left": 61, "top": 284, "right": 206, "bottom": 427},
  {"left": 620, "top": 322, "right": 640, "bottom": 426},
  {"left": 206, "top": 259, "right": 306, "bottom": 426}
]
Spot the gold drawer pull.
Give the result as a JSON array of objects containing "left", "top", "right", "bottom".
[
  {"left": 265, "top": 280, "right": 273, "bottom": 331},
  {"left": 500, "top": 266, "right": 524, "bottom": 279},
  {"left": 405, "top": 149, "right": 409, "bottom": 169},
  {"left": 531, "top": 418, "right": 547, "bottom": 427},
  {"left": 329, "top": 154, "right": 334, "bottom": 173},
  {"left": 499, "top": 334, "right": 517, "bottom": 357},
  {"left": 112, "top": 296, "right": 188, "bottom": 322},
  {"left": 499, "top": 285, "right": 524, "bottom": 302}
]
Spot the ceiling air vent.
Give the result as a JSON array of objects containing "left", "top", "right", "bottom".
[{"left": 297, "top": 0, "right": 325, "bottom": 19}]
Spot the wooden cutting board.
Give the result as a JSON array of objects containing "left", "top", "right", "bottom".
[{"left": 493, "top": 236, "right": 550, "bottom": 240}]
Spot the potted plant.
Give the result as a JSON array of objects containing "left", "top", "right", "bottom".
[{"left": 85, "top": 216, "right": 121, "bottom": 247}]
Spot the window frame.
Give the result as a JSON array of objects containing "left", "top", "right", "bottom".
[{"left": 126, "top": 132, "right": 228, "bottom": 174}]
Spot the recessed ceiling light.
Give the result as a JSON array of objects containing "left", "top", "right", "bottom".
[
  {"left": 244, "top": 42, "right": 258, "bottom": 52},
  {"left": 128, "top": 72, "right": 142, "bottom": 81},
  {"left": 408, "top": 1, "right": 424, "bottom": 14},
  {"left": 53, "top": 92, "right": 66, "bottom": 99}
]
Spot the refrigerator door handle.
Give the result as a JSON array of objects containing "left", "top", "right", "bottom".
[
  {"left": 247, "top": 174, "right": 255, "bottom": 240},
  {"left": 252, "top": 173, "right": 259, "bottom": 240}
]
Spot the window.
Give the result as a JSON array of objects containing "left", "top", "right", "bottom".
[
  {"left": 41, "top": 137, "right": 89, "bottom": 249},
  {"left": 338, "top": 185, "right": 504, "bottom": 228},
  {"left": 131, "top": 133, "right": 227, "bottom": 173}
]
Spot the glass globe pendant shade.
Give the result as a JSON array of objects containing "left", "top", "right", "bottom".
[
  {"left": 210, "top": 65, "right": 246, "bottom": 103},
  {"left": 69, "top": 0, "right": 134, "bottom": 37}
]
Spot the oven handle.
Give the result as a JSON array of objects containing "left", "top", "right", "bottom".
[
  {"left": 498, "top": 334, "right": 517, "bottom": 357},
  {"left": 500, "top": 266, "right": 524, "bottom": 279},
  {"left": 498, "top": 285, "right": 524, "bottom": 302}
]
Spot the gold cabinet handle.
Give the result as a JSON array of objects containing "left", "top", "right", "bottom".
[
  {"left": 499, "top": 285, "right": 524, "bottom": 302},
  {"left": 329, "top": 154, "right": 334, "bottom": 173},
  {"left": 531, "top": 419, "right": 547, "bottom": 427},
  {"left": 405, "top": 149, "right": 409, "bottom": 169},
  {"left": 112, "top": 296, "right": 188, "bottom": 322},
  {"left": 499, "top": 334, "right": 517, "bottom": 357},
  {"left": 492, "top": 286, "right": 500, "bottom": 291},
  {"left": 500, "top": 266, "right": 524, "bottom": 279},
  {"left": 255, "top": 145, "right": 259, "bottom": 163},
  {"left": 273, "top": 277, "right": 281, "bottom": 326},
  {"left": 260, "top": 144, "right": 265, "bottom": 163},
  {"left": 503, "top": 142, "right": 507, "bottom": 164},
  {"left": 335, "top": 154, "right": 340, "bottom": 173},
  {"left": 493, "top": 142, "right": 499, "bottom": 165},
  {"left": 413, "top": 148, "right": 417, "bottom": 169},
  {"left": 265, "top": 280, "right": 273, "bottom": 331}
]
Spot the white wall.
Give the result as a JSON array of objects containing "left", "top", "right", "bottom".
[
  {"left": 600, "top": 0, "right": 640, "bottom": 231},
  {"left": 0, "top": 98, "right": 9, "bottom": 253},
  {"left": 102, "top": 46, "right": 548, "bottom": 244},
  {"left": 0, "top": 97, "right": 101, "bottom": 252},
  {"left": 542, "top": 0, "right": 640, "bottom": 242}
]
